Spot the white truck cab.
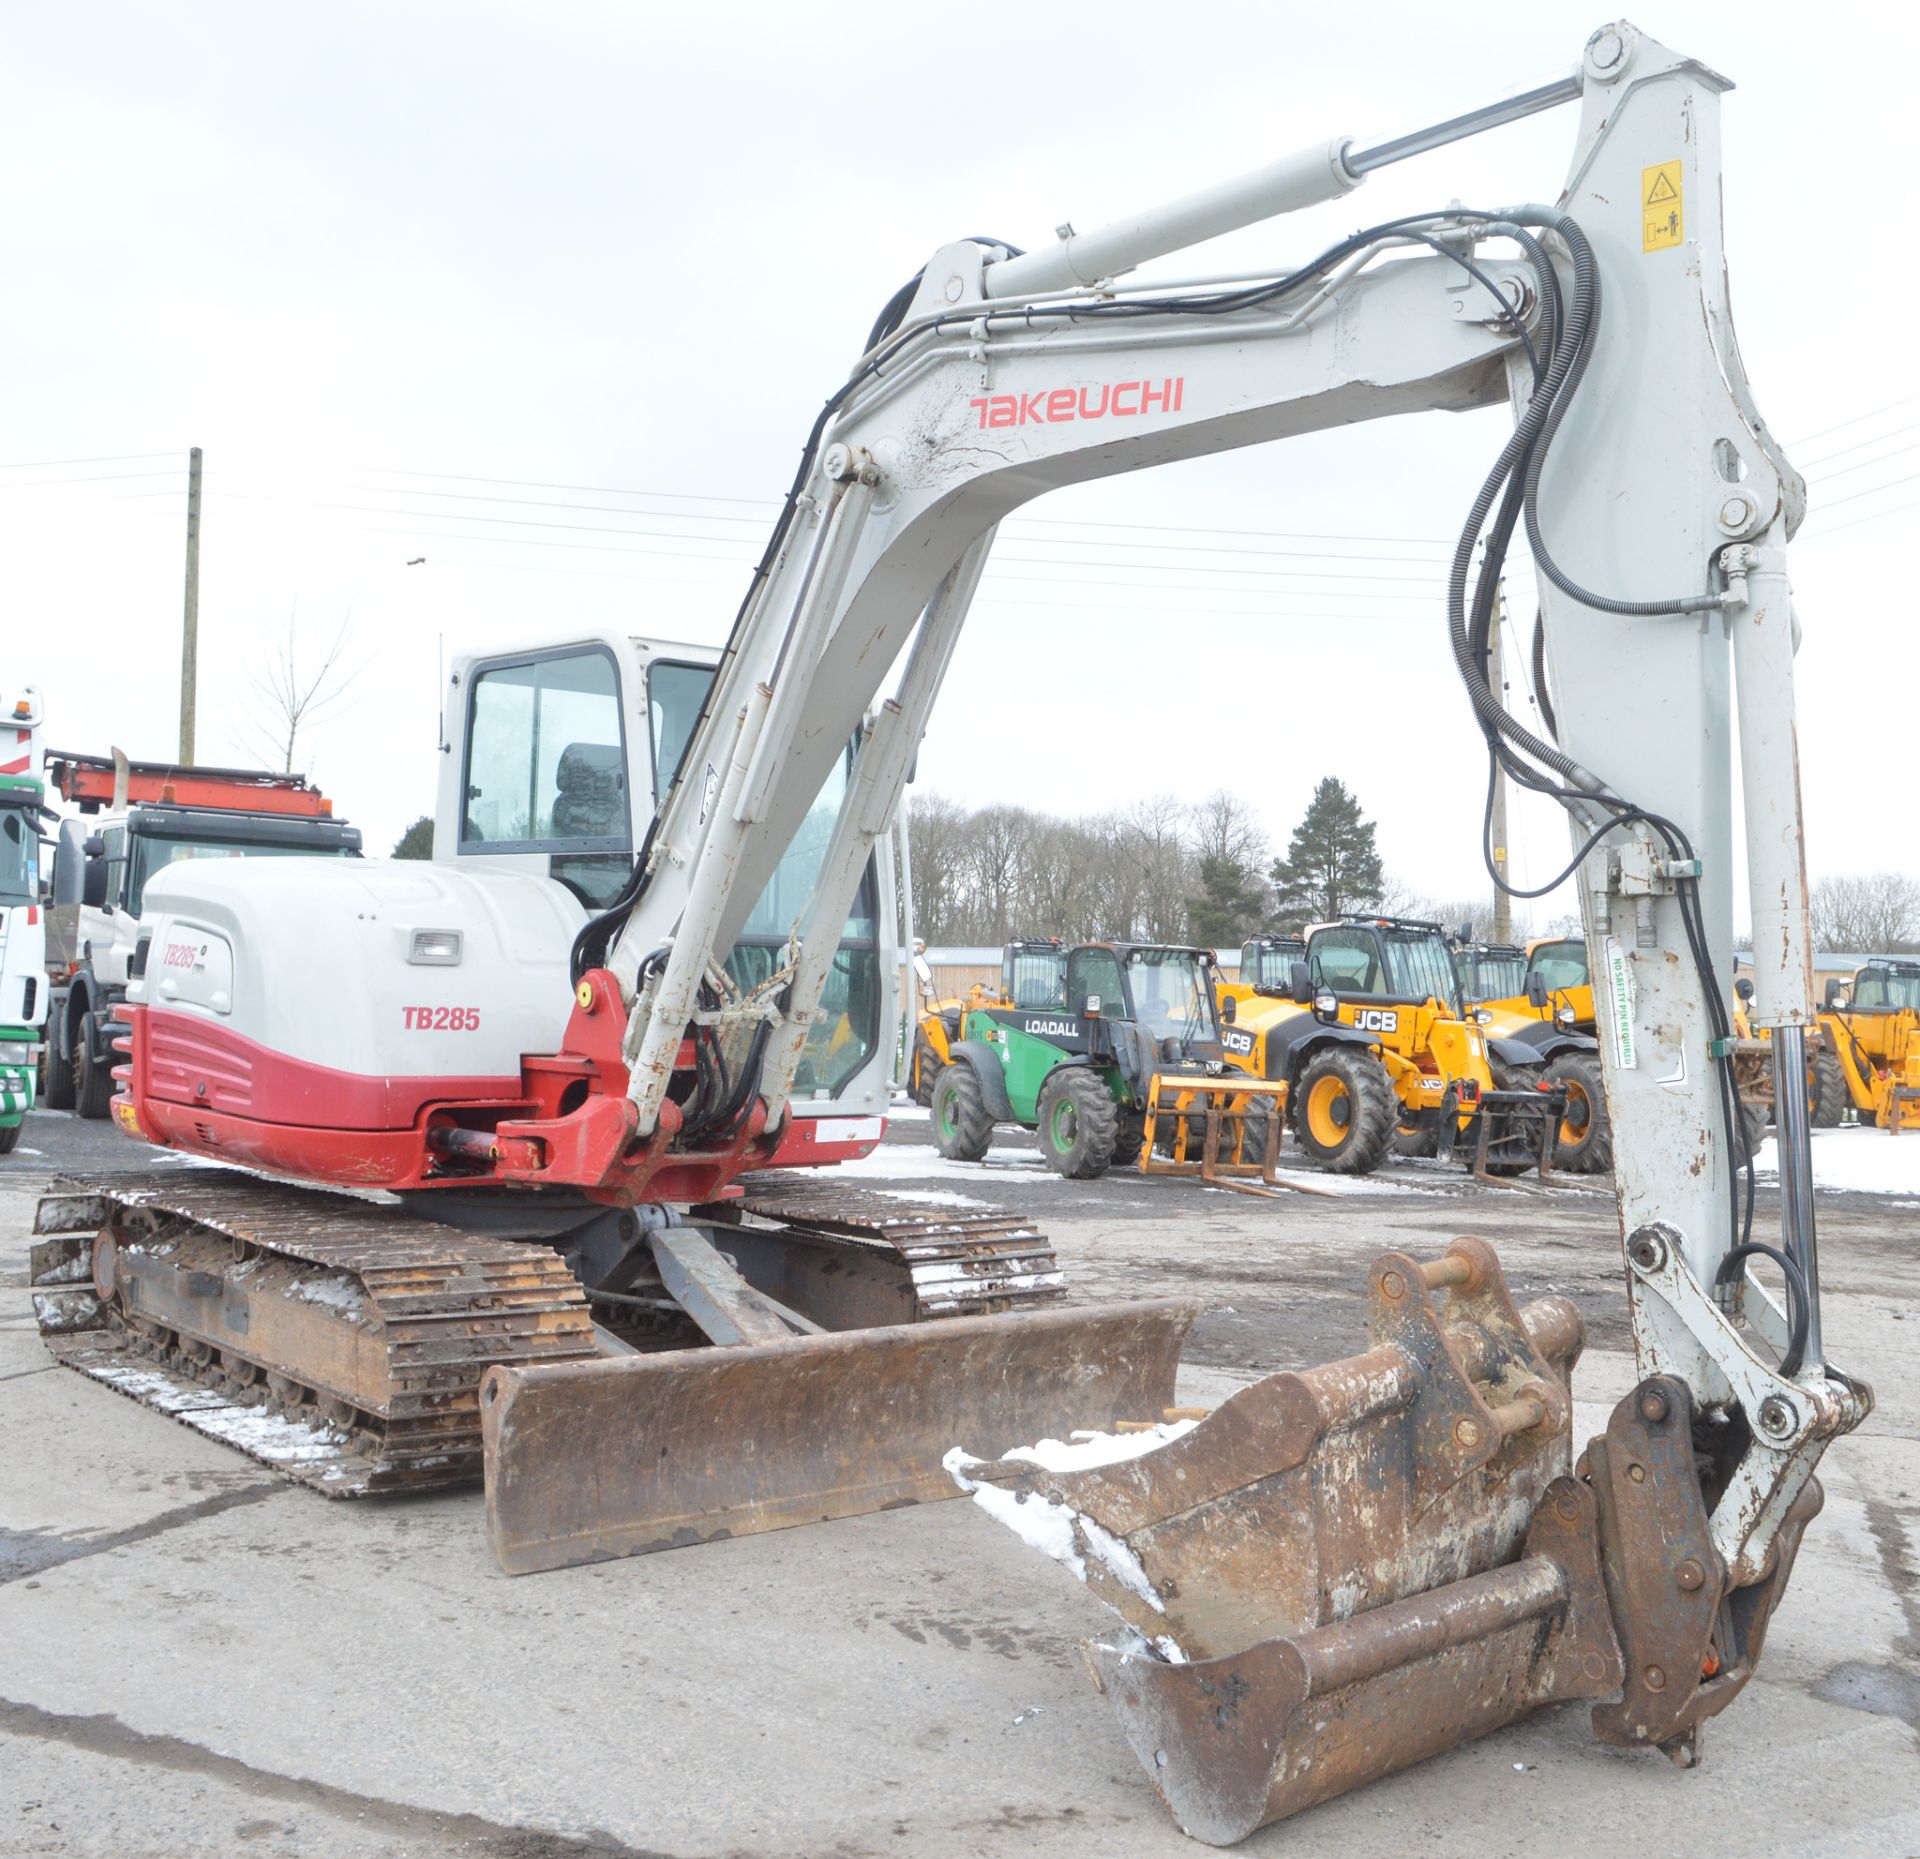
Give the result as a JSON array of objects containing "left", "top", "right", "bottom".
[{"left": 0, "top": 686, "right": 47, "bottom": 1153}]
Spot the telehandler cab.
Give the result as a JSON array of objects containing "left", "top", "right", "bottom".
[{"left": 908, "top": 936, "right": 1063, "bottom": 1105}]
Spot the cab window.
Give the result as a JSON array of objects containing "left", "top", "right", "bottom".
[
  {"left": 461, "top": 647, "right": 628, "bottom": 853},
  {"left": 1066, "top": 948, "right": 1124, "bottom": 1016},
  {"left": 1310, "top": 929, "right": 1384, "bottom": 993},
  {"left": 1529, "top": 940, "right": 1590, "bottom": 993}
]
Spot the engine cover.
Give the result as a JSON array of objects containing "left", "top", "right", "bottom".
[{"left": 131, "top": 857, "right": 583, "bottom": 1130}]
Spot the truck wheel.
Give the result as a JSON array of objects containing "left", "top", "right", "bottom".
[
  {"left": 44, "top": 1025, "right": 76, "bottom": 1111},
  {"left": 74, "top": 1033, "right": 115, "bottom": 1121},
  {"left": 1810, "top": 1048, "right": 1848, "bottom": 1129},
  {"left": 1037, "top": 1069, "right": 1117, "bottom": 1180},
  {"left": 910, "top": 1029, "right": 942, "bottom": 1108},
  {"left": 0, "top": 1121, "right": 20, "bottom": 1155},
  {"left": 1111, "top": 1107, "right": 1148, "bottom": 1169},
  {"left": 1735, "top": 1098, "right": 1769, "bottom": 1160},
  {"left": 1545, "top": 1053, "right": 1611, "bottom": 1173},
  {"left": 1291, "top": 1050, "right": 1394, "bottom": 1175},
  {"left": 931, "top": 1066, "right": 994, "bottom": 1163},
  {"left": 1393, "top": 1109, "right": 1441, "bottom": 1159}
]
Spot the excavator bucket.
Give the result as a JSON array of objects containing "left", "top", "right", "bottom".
[
  {"left": 481, "top": 1296, "right": 1200, "bottom": 1574},
  {"left": 951, "top": 1237, "right": 1627, "bottom": 1845}
]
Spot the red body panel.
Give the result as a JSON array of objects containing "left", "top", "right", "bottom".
[{"left": 111, "top": 968, "right": 884, "bottom": 1206}]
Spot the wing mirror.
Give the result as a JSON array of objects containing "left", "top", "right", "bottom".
[
  {"left": 1220, "top": 994, "right": 1236, "bottom": 1024},
  {"left": 1824, "top": 977, "right": 1850, "bottom": 1010},
  {"left": 81, "top": 858, "right": 109, "bottom": 909},
  {"left": 83, "top": 833, "right": 105, "bottom": 859},
  {"left": 1735, "top": 976, "right": 1755, "bottom": 1004},
  {"left": 1526, "top": 973, "right": 1549, "bottom": 1010},
  {"left": 1289, "top": 960, "right": 1313, "bottom": 1003}
]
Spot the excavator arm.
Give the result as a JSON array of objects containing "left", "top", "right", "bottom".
[{"left": 579, "top": 17, "right": 1865, "bottom": 1836}]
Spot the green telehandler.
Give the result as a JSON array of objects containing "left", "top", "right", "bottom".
[{"left": 929, "top": 941, "right": 1292, "bottom": 1191}]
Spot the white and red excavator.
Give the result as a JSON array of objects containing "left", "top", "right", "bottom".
[{"left": 31, "top": 19, "right": 1868, "bottom": 1844}]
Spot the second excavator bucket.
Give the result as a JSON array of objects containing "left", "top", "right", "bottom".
[
  {"left": 952, "top": 1237, "right": 1628, "bottom": 1845},
  {"left": 481, "top": 1296, "right": 1200, "bottom": 1574}
]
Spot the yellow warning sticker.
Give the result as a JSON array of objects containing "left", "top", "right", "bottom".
[{"left": 1642, "top": 160, "right": 1683, "bottom": 252}]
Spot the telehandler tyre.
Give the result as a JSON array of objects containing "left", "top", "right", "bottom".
[
  {"left": 1290, "top": 1049, "right": 1394, "bottom": 1175},
  {"left": 911, "top": 1029, "right": 943, "bottom": 1108},
  {"left": 1810, "top": 1047, "right": 1848, "bottom": 1129},
  {"left": 1545, "top": 1052, "right": 1612, "bottom": 1173},
  {"left": 1237, "top": 1100, "right": 1276, "bottom": 1171},
  {"left": 931, "top": 1065, "right": 994, "bottom": 1163},
  {"left": 1393, "top": 1109, "right": 1442, "bottom": 1159},
  {"left": 1111, "top": 1108, "right": 1149, "bottom": 1169},
  {"left": 1737, "top": 1097, "right": 1769, "bottom": 1160},
  {"left": 1037, "top": 1069, "right": 1118, "bottom": 1180}
]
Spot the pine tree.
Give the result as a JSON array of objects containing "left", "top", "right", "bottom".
[
  {"left": 391, "top": 815, "right": 434, "bottom": 859},
  {"left": 1187, "top": 853, "right": 1270, "bottom": 948},
  {"left": 1269, "top": 778, "right": 1384, "bottom": 929}
]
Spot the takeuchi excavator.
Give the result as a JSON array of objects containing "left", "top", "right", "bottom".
[{"left": 28, "top": 17, "right": 1868, "bottom": 1843}]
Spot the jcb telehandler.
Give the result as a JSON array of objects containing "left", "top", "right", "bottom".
[
  {"left": 1820, "top": 958, "right": 1920, "bottom": 1130},
  {"left": 908, "top": 937, "right": 1062, "bottom": 1106},
  {"left": 1217, "top": 933, "right": 1398, "bottom": 1174},
  {"left": 931, "top": 941, "right": 1285, "bottom": 1186},
  {"left": 1229, "top": 919, "right": 1584, "bottom": 1175}
]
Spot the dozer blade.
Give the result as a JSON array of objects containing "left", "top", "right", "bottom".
[
  {"left": 481, "top": 1296, "right": 1200, "bottom": 1574},
  {"left": 952, "top": 1236, "right": 1629, "bottom": 1845}
]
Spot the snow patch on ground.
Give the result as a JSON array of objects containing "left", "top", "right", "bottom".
[
  {"left": 830, "top": 1144, "right": 1046, "bottom": 1184},
  {"left": 1752, "top": 1126, "right": 1920, "bottom": 1197}
]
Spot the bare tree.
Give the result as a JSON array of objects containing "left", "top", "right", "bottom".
[
  {"left": 242, "top": 610, "right": 362, "bottom": 773},
  {"left": 1811, "top": 872, "right": 1920, "bottom": 954}
]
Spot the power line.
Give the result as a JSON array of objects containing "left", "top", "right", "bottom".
[
  {"left": 1805, "top": 438, "right": 1920, "bottom": 484},
  {"left": 0, "top": 469, "right": 184, "bottom": 490},
  {"left": 0, "top": 449, "right": 182, "bottom": 470},
  {"left": 982, "top": 570, "right": 1439, "bottom": 601},
  {"left": 1809, "top": 467, "right": 1920, "bottom": 513},
  {"left": 1783, "top": 392, "right": 1920, "bottom": 449},
  {"left": 1798, "top": 418, "right": 1920, "bottom": 472},
  {"left": 1799, "top": 493, "right": 1920, "bottom": 542}
]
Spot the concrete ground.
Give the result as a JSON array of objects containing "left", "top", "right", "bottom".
[{"left": 3, "top": 1103, "right": 1918, "bottom": 1858}]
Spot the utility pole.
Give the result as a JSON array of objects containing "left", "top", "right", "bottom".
[
  {"left": 1489, "top": 577, "right": 1513, "bottom": 944},
  {"left": 178, "top": 446, "right": 203, "bottom": 764}
]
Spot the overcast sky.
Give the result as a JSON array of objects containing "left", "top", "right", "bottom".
[{"left": 5, "top": 2, "right": 1914, "bottom": 933}]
